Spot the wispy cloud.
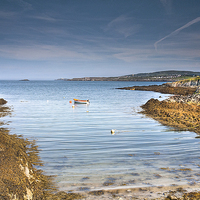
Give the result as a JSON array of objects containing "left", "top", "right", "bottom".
[
  {"left": 105, "top": 15, "right": 141, "bottom": 38},
  {"left": 112, "top": 46, "right": 153, "bottom": 62},
  {"left": 0, "top": 44, "right": 102, "bottom": 61},
  {"left": 160, "top": 0, "right": 172, "bottom": 14},
  {"left": 16, "top": 0, "right": 33, "bottom": 10},
  {"left": 110, "top": 39, "right": 200, "bottom": 63},
  {"left": 154, "top": 17, "right": 200, "bottom": 50},
  {"left": 30, "top": 15, "right": 57, "bottom": 22},
  {"left": 0, "top": 11, "right": 17, "bottom": 19}
]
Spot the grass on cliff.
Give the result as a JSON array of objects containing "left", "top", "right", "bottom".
[
  {"left": 141, "top": 99, "right": 200, "bottom": 134},
  {"left": 177, "top": 76, "right": 200, "bottom": 82}
]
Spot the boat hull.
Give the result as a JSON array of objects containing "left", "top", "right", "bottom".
[{"left": 73, "top": 99, "right": 90, "bottom": 104}]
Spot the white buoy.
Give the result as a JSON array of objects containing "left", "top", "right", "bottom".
[{"left": 111, "top": 129, "right": 115, "bottom": 135}]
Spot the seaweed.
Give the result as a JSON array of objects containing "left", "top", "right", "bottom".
[
  {"left": 0, "top": 98, "right": 84, "bottom": 199},
  {"left": 140, "top": 99, "right": 200, "bottom": 134}
]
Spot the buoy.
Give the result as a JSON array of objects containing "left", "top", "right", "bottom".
[
  {"left": 72, "top": 105, "right": 75, "bottom": 108},
  {"left": 69, "top": 100, "right": 72, "bottom": 103},
  {"left": 111, "top": 129, "right": 115, "bottom": 135}
]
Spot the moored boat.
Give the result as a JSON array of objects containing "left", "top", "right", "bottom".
[{"left": 73, "top": 99, "right": 90, "bottom": 104}]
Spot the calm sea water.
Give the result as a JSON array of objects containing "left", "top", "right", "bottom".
[{"left": 0, "top": 81, "right": 200, "bottom": 191}]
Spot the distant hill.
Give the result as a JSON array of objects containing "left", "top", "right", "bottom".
[{"left": 57, "top": 70, "right": 200, "bottom": 82}]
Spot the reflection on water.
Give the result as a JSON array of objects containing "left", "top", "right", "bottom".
[{"left": 0, "top": 80, "right": 200, "bottom": 192}]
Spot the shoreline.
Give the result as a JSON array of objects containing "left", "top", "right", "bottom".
[
  {"left": 117, "top": 83, "right": 197, "bottom": 96},
  {"left": 0, "top": 99, "right": 82, "bottom": 200},
  {"left": 118, "top": 83, "right": 200, "bottom": 134},
  {"left": 114, "top": 81, "right": 200, "bottom": 199},
  {"left": 1, "top": 77, "right": 200, "bottom": 199},
  {"left": 0, "top": 98, "right": 57, "bottom": 199},
  {"left": 78, "top": 184, "right": 200, "bottom": 199}
]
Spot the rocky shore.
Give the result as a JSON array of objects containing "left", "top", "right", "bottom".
[
  {"left": 141, "top": 98, "right": 200, "bottom": 134},
  {"left": 117, "top": 84, "right": 197, "bottom": 96},
  {"left": 0, "top": 99, "right": 83, "bottom": 200},
  {"left": 119, "top": 78, "right": 200, "bottom": 133},
  {"left": 115, "top": 78, "right": 200, "bottom": 199},
  {"left": 1, "top": 76, "right": 200, "bottom": 200}
]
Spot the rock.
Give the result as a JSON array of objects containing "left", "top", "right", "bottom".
[
  {"left": 167, "top": 195, "right": 178, "bottom": 200},
  {"left": 196, "top": 86, "right": 200, "bottom": 94},
  {"left": 169, "top": 79, "right": 200, "bottom": 87},
  {"left": 0, "top": 98, "right": 7, "bottom": 105},
  {"left": 166, "top": 93, "right": 200, "bottom": 104},
  {"left": 20, "top": 79, "right": 29, "bottom": 81}
]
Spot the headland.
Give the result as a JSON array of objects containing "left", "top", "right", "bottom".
[
  {"left": 57, "top": 70, "right": 200, "bottom": 82},
  {"left": 118, "top": 77, "right": 200, "bottom": 134}
]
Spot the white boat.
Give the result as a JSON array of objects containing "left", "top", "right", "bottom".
[{"left": 73, "top": 99, "right": 90, "bottom": 104}]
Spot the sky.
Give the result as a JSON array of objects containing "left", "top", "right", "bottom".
[{"left": 1, "top": 0, "right": 200, "bottom": 80}]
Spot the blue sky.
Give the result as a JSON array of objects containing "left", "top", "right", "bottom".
[{"left": 1, "top": 0, "right": 200, "bottom": 80}]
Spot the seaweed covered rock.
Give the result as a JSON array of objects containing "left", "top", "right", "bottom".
[
  {"left": 0, "top": 98, "right": 11, "bottom": 118},
  {"left": 141, "top": 99, "right": 200, "bottom": 134},
  {"left": 0, "top": 129, "right": 56, "bottom": 199},
  {"left": 0, "top": 99, "right": 56, "bottom": 199},
  {"left": 118, "top": 84, "right": 196, "bottom": 95},
  {"left": 0, "top": 99, "right": 84, "bottom": 200},
  {"left": 0, "top": 98, "right": 7, "bottom": 105}
]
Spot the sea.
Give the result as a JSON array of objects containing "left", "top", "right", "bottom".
[{"left": 0, "top": 80, "right": 200, "bottom": 192}]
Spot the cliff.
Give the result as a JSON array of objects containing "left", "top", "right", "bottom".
[{"left": 166, "top": 77, "right": 200, "bottom": 87}]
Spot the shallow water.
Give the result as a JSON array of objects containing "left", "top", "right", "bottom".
[{"left": 0, "top": 81, "right": 200, "bottom": 191}]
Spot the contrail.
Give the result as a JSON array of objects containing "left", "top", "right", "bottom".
[{"left": 154, "top": 17, "right": 200, "bottom": 50}]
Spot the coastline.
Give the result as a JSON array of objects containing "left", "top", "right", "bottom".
[
  {"left": 140, "top": 98, "right": 200, "bottom": 134},
  {"left": 1, "top": 77, "right": 200, "bottom": 199},
  {"left": 0, "top": 98, "right": 56, "bottom": 199},
  {"left": 0, "top": 99, "right": 83, "bottom": 200},
  {"left": 114, "top": 80, "right": 200, "bottom": 199},
  {"left": 77, "top": 184, "right": 200, "bottom": 199},
  {"left": 118, "top": 82, "right": 200, "bottom": 134}
]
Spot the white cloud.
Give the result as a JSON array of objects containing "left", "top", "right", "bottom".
[
  {"left": 112, "top": 47, "right": 153, "bottom": 62},
  {"left": 160, "top": 0, "right": 172, "bottom": 14},
  {"left": 0, "top": 44, "right": 102, "bottom": 61},
  {"left": 111, "top": 41, "right": 200, "bottom": 63},
  {"left": 30, "top": 15, "right": 57, "bottom": 22},
  {"left": 105, "top": 15, "right": 141, "bottom": 38},
  {"left": 0, "top": 11, "right": 17, "bottom": 19},
  {"left": 154, "top": 17, "right": 200, "bottom": 50},
  {"left": 17, "top": 0, "right": 33, "bottom": 10}
]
